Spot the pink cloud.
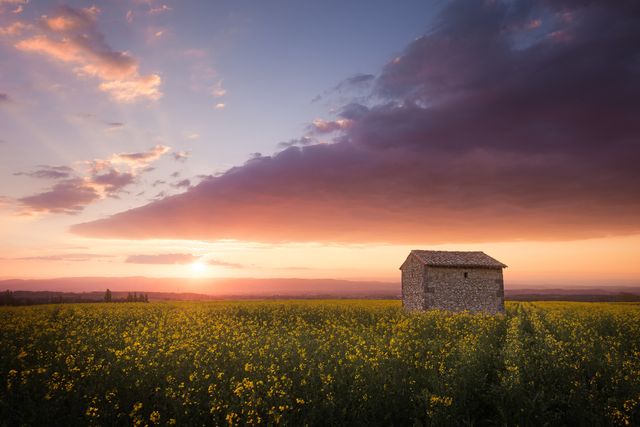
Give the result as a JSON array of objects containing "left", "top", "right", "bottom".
[
  {"left": 0, "top": 21, "right": 30, "bottom": 36},
  {"left": 12, "top": 5, "right": 161, "bottom": 103}
]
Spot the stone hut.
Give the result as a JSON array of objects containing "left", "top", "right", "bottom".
[{"left": 400, "top": 250, "right": 507, "bottom": 314}]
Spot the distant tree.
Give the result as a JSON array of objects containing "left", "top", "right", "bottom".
[
  {"left": 144, "top": 293, "right": 149, "bottom": 303},
  {"left": 133, "top": 292, "right": 138, "bottom": 302},
  {"left": 127, "top": 292, "right": 133, "bottom": 302},
  {"left": 104, "top": 288, "right": 112, "bottom": 303},
  {"left": 0, "top": 290, "right": 15, "bottom": 306}
]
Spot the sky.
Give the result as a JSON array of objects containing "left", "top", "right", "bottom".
[{"left": 1, "top": 0, "right": 639, "bottom": 289}]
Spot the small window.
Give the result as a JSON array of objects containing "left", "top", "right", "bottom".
[{"left": 464, "top": 272, "right": 468, "bottom": 278}]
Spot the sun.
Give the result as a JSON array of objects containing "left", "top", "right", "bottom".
[{"left": 189, "top": 261, "right": 207, "bottom": 276}]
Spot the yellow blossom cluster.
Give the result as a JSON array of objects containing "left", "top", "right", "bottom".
[{"left": 0, "top": 300, "right": 638, "bottom": 425}]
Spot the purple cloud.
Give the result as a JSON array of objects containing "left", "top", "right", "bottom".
[
  {"left": 72, "top": 0, "right": 640, "bottom": 244},
  {"left": 16, "top": 145, "right": 168, "bottom": 214},
  {"left": 20, "top": 178, "right": 100, "bottom": 214},
  {"left": 14, "top": 165, "right": 74, "bottom": 179}
]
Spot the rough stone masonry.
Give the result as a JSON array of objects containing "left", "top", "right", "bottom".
[{"left": 400, "top": 250, "right": 506, "bottom": 314}]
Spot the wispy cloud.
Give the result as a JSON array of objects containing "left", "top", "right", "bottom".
[
  {"left": 183, "top": 132, "right": 200, "bottom": 140},
  {"left": 211, "top": 80, "right": 226, "bottom": 98},
  {"left": 0, "top": 21, "right": 30, "bottom": 36},
  {"left": 171, "top": 151, "right": 190, "bottom": 162},
  {"left": 308, "top": 118, "right": 352, "bottom": 134},
  {"left": 106, "top": 122, "right": 125, "bottom": 131},
  {"left": 10, "top": 5, "right": 161, "bottom": 102},
  {"left": 207, "top": 258, "right": 244, "bottom": 269},
  {"left": 109, "top": 145, "right": 170, "bottom": 169},
  {"left": 277, "top": 136, "right": 315, "bottom": 149},
  {"left": 14, "top": 165, "right": 74, "bottom": 179},
  {"left": 171, "top": 179, "right": 191, "bottom": 189},
  {"left": 13, "top": 253, "right": 113, "bottom": 262},
  {"left": 125, "top": 253, "right": 198, "bottom": 264},
  {"left": 148, "top": 4, "right": 172, "bottom": 14}
]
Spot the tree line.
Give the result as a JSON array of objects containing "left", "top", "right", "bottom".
[
  {"left": 104, "top": 289, "right": 149, "bottom": 303},
  {"left": 0, "top": 289, "right": 150, "bottom": 306}
]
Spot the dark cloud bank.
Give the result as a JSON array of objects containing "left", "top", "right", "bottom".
[{"left": 73, "top": 0, "right": 640, "bottom": 244}]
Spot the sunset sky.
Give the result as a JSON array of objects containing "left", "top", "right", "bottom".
[{"left": 1, "top": 0, "right": 639, "bottom": 289}]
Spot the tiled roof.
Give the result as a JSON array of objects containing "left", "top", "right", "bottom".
[{"left": 407, "top": 250, "right": 507, "bottom": 268}]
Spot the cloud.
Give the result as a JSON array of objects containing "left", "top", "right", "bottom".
[
  {"left": 0, "top": 93, "right": 10, "bottom": 103},
  {"left": 148, "top": 4, "right": 172, "bottom": 14},
  {"left": 110, "top": 145, "right": 170, "bottom": 169},
  {"left": 0, "top": 21, "right": 30, "bottom": 36},
  {"left": 171, "top": 179, "right": 191, "bottom": 189},
  {"left": 74, "top": 113, "right": 125, "bottom": 131},
  {"left": 12, "top": 5, "right": 161, "bottom": 102},
  {"left": 71, "top": 0, "right": 640, "bottom": 244},
  {"left": 277, "top": 136, "right": 315, "bottom": 149},
  {"left": 215, "top": 103, "right": 225, "bottom": 109},
  {"left": 13, "top": 253, "right": 113, "bottom": 262},
  {"left": 106, "top": 122, "right": 124, "bottom": 130},
  {"left": 336, "top": 73, "right": 375, "bottom": 90},
  {"left": 207, "top": 259, "right": 244, "bottom": 269},
  {"left": 16, "top": 145, "right": 169, "bottom": 214},
  {"left": 91, "top": 169, "right": 135, "bottom": 195},
  {"left": 308, "top": 118, "right": 352, "bottom": 134},
  {"left": 19, "top": 178, "right": 100, "bottom": 214},
  {"left": 98, "top": 75, "right": 161, "bottom": 103},
  {"left": 171, "top": 151, "right": 190, "bottom": 162},
  {"left": 14, "top": 165, "right": 74, "bottom": 179},
  {"left": 125, "top": 253, "right": 198, "bottom": 264},
  {"left": 184, "top": 132, "right": 200, "bottom": 140},
  {"left": 211, "top": 80, "right": 226, "bottom": 97}
]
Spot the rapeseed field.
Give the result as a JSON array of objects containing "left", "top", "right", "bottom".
[{"left": 1, "top": 301, "right": 638, "bottom": 426}]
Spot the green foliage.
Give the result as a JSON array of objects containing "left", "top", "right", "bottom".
[{"left": 0, "top": 301, "right": 638, "bottom": 426}]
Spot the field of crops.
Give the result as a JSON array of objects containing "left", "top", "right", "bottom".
[{"left": 1, "top": 300, "right": 639, "bottom": 426}]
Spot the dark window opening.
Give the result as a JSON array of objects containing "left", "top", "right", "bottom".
[{"left": 464, "top": 272, "right": 468, "bottom": 278}]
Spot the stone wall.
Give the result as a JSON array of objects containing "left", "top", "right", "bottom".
[
  {"left": 425, "top": 266, "right": 504, "bottom": 314},
  {"left": 401, "top": 255, "right": 425, "bottom": 311}
]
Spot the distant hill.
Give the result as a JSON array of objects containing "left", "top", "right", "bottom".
[
  {"left": 1, "top": 277, "right": 638, "bottom": 305},
  {"left": 0, "top": 277, "right": 401, "bottom": 300}
]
